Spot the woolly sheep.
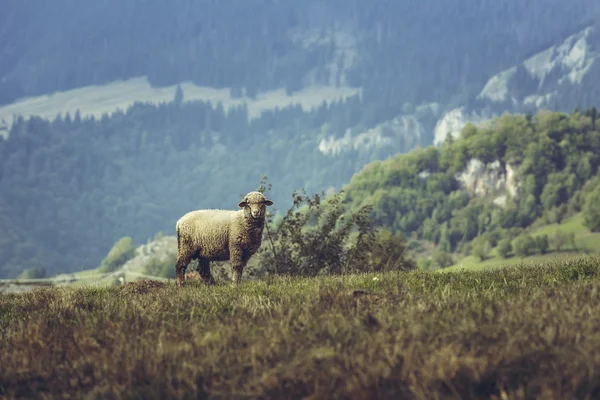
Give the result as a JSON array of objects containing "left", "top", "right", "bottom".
[{"left": 174, "top": 191, "right": 274, "bottom": 286}]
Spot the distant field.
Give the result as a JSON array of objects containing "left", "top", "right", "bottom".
[
  {"left": 2, "top": 257, "right": 600, "bottom": 398},
  {"left": 0, "top": 76, "right": 361, "bottom": 136},
  {"left": 446, "top": 213, "right": 600, "bottom": 271}
]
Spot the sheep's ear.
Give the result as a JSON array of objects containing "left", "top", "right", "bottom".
[
  {"left": 264, "top": 200, "right": 274, "bottom": 206},
  {"left": 238, "top": 200, "right": 247, "bottom": 208}
]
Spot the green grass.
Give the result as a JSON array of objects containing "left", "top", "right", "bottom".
[
  {"left": 443, "top": 250, "right": 588, "bottom": 272},
  {"left": 3, "top": 257, "right": 600, "bottom": 399},
  {"left": 530, "top": 213, "right": 586, "bottom": 237},
  {"left": 447, "top": 213, "right": 600, "bottom": 271}
]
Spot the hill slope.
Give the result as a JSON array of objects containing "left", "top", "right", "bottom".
[
  {"left": 342, "top": 108, "right": 600, "bottom": 267},
  {"left": 2, "top": 0, "right": 599, "bottom": 106}
]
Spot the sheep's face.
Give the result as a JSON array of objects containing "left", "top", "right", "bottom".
[{"left": 239, "top": 191, "right": 274, "bottom": 220}]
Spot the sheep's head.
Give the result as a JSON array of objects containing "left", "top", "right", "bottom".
[{"left": 239, "top": 191, "right": 274, "bottom": 220}]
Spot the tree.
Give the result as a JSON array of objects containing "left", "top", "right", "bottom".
[
  {"left": 173, "top": 84, "right": 184, "bottom": 107},
  {"left": 583, "top": 186, "right": 600, "bottom": 232},
  {"left": 552, "top": 229, "right": 567, "bottom": 251},
  {"left": 369, "top": 229, "right": 417, "bottom": 271},
  {"left": 535, "top": 234, "right": 549, "bottom": 254},
  {"left": 472, "top": 238, "right": 491, "bottom": 261},
  {"left": 99, "top": 236, "right": 136, "bottom": 273},
  {"left": 497, "top": 237, "right": 512, "bottom": 259},
  {"left": 438, "top": 222, "right": 451, "bottom": 252},
  {"left": 513, "top": 234, "right": 536, "bottom": 258},
  {"left": 432, "top": 251, "right": 454, "bottom": 269},
  {"left": 567, "top": 232, "right": 577, "bottom": 250},
  {"left": 17, "top": 266, "right": 47, "bottom": 280},
  {"left": 546, "top": 204, "right": 568, "bottom": 224}
]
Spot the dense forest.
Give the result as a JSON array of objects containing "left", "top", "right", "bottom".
[
  {"left": 2, "top": 0, "right": 600, "bottom": 114},
  {"left": 343, "top": 108, "right": 600, "bottom": 263}
]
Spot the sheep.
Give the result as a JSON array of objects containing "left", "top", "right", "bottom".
[{"left": 174, "top": 191, "right": 274, "bottom": 286}]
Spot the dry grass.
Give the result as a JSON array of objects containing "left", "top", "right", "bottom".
[{"left": 2, "top": 257, "right": 600, "bottom": 399}]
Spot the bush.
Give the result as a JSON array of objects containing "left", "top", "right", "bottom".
[
  {"left": 552, "top": 229, "right": 567, "bottom": 251},
  {"left": 535, "top": 234, "right": 550, "bottom": 254},
  {"left": 546, "top": 204, "right": 568, "bottom": 224},
  {"left": 567, "top": 232, "right": 577, "bottom": 250},
  {"left": 513, "top": 234, "right": 537, "bottom": 258},
  {"left": 256, "top": 177, "right": 415, "bottom": 277},
  {"left": 497, "top": 238, "right": 512, "bottom": 259},
  {"left": 458, "top": 241, "right": 472, "bottom": 257},
  {"left": 417, "top": 257, "right": 434, "bottom": 270},
  {"left": 472, "top": 238, "right": 491, "bottom": 261},
  {"left": 369, "top": 229, "right": 417, "bottom": 271},
  {"left": 583, "top": 186, "right": 600, "bottom": 232},
  {"left": 143, "top": 253, "right": 177, "bottom": 279},
  {"left": 432, "top": 251, "right": 454, "bottom": 269},
  {"left": 17, "top": 266, "right": 47, "bottom": 279},
  {"left": 99, "top": 236, "right": 136, "bottom": 273}
]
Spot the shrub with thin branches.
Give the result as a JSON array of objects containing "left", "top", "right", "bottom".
[{"left": 256, "top": 176, "right": 415, "bottom": 277}]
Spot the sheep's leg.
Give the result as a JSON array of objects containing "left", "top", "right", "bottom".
[
  {"left": 231, "top": 264, "right": 244, "bottom": 284},
  {"left": 175, "top": 253, "right": 192, "bottom": 287},
  {"left": 196, "top": 258, "right": 216, "bottom": 286},
  {"left": 230, "top": 248, "right": 246, "bottom": 284}
]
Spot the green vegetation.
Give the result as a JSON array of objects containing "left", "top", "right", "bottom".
[
  {"left": 0, "top": 95, "right": 383, "bottom": 278},
  {"left": 142, "top": 253, "right": 177, "bottom": 280},
  {"left": 443, "top": 213, "right": 598, "bottom": 271},
  {"left": 98, "top": 236, "right": 135, "bottom": 273},
  {"left": 583, "top": 185, "right": 600, "bottom": 231},
  {"left": 16, "top": 266, "right": 47, "bottom": 280},
  {"left": 343, "top": 109, "right": 600, "bottom": 267},
  {"left": 256, "top": 177, "right": 415, "bottom": 278},
  {"left": 3, "top": 105, "right": 597, "bottom": 279},
  {"left": 2, "top": 258, "right": 600, "bottom": 398},
  {"left": 3, "top": 1, "right": 600, "bottom": 281}
]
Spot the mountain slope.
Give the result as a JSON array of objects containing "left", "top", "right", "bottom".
[{"left": 2, "top": 0, "right": 600, "bottom": 109}]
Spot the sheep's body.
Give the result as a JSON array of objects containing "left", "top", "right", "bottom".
[
  {"left": 176, "top": 209, "right": 264, "bottom": 261},
  {"left": 175, "top": 191, "right": 273, "bottom": 286}
]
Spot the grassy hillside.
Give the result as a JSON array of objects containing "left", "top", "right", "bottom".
[
  {"left": 446, "top": 213, "right": 600, "bottom": 271},
  {"left": 2, "top": 258, "right": 600, "bottom": 398}
]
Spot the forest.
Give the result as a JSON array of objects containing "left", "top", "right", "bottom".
[
  {"left": 343, "top": 108, "right": 600, "bottom": 265},
  {"left": 2, "top": 0, "right": 600, "bottom": 113}
]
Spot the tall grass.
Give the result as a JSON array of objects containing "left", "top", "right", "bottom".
[{"left": 2, "top": 257, "right": 600, "bottom": 399}]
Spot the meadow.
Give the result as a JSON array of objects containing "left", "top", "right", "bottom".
[
  {"left": 446, "top": 213, "right": 600, "bottom": 271},
  {"left": 0, "top": 76, "right": 360, "bottom": 137},
  {"left": 2, "top": 257, "right": 600, "bottom": 399}
]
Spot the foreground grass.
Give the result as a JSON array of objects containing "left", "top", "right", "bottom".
[{"left": 2, "top": 258, "right": 600, "bottom": 399}]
